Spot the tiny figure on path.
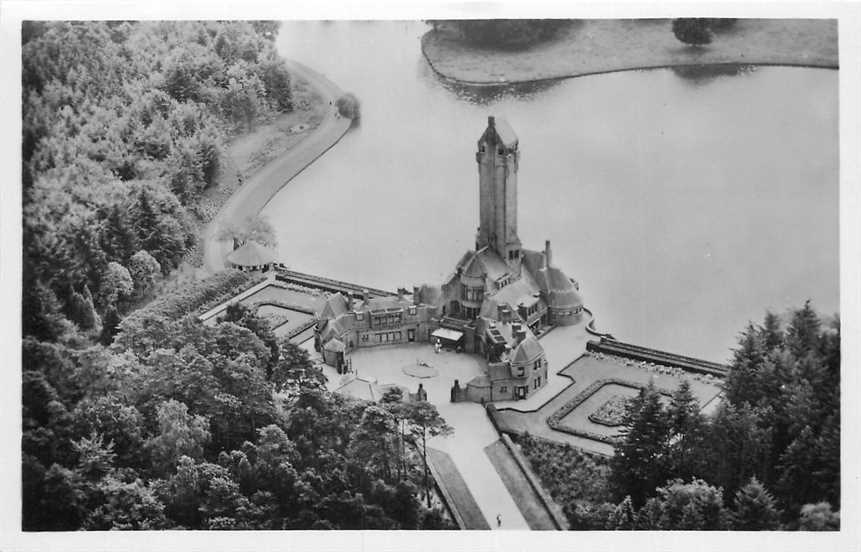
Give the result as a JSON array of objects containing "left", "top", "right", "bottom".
[{"left": 496, "top": 514, "right": 501, "bottom": 528}]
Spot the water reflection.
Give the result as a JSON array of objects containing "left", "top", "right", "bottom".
[
  {"left": 670, "top": 63, "right": 757, "bottom": 86},
  {"left": 435, "top": 76, "right": 563, "bottom": 105}
]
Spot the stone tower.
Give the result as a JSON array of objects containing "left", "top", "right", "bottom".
[{"left": 476, "top": 116, "right": 522, "bottom": 271}]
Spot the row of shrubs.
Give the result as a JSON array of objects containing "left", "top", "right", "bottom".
[{"left": 118, "top": 270, "right": 264, "bottom": 329}]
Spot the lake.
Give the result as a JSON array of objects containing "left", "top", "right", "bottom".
[{"left": 265, "top": 21, "right": 838, "bottom": 363}]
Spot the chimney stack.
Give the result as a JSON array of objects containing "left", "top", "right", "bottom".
[
  {"left": 346, "top": 292, "right": 354, "bottom": 310},
  {"left": 413, "top": 285, "right": 421, "bottom": 305},
  {"left": 512, "top": 324, "right": 526, "bottom": 345},
  {"left": 545, "top": 240, "right": 553, "bottom": 268},
  {"left": 362, "top": 288, "right": 369, "bottom": 304},
  {"left": 488, "top": 115, "right": 495, "bottom": 128}
]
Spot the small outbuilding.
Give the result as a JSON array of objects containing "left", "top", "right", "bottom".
[
  {"left": 431, "top": 327, "right": 464, "bottom": 350},
  {"left": 226, "top": 241, "right": 277, "bottom": 271}
]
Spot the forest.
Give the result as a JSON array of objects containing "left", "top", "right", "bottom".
[
  {"left": 519, "top": 303, "right": 840, "bottom": 530},
  {"left": 23, "top": 275, "right": 453, "bottom": 530},
  {"left": 21, "top": 21, "right": 451, "bottom": 531},
  {"left": 22, "top": 20, "right": 294, "bottom": 345}
]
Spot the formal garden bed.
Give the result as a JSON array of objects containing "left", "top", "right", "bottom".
[
  {"left": 546, "top": 378, "right": 674, "bottom": 444},
  {"left": 588, "top": 395, "right": 630, "bottom": 427}
]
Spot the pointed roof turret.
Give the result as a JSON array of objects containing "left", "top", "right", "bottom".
[{"left": 479, "top": 115, "right": 518, "bottom": 150}]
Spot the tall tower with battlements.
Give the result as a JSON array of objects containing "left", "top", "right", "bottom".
[{"left": 476, "top": 116, "right": 522, "bottom": 271}]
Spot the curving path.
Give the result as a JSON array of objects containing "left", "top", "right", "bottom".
[{"left": 203, "top": 60, "right": 352, "bottom": 273}]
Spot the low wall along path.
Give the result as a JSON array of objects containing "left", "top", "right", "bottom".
[{"left": 203, "top": 60, "right": 352, "bottom": 273}]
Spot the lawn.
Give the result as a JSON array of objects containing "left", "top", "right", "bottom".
[
  {"left": 422, "top": 19, "right": 837, "bottom": 85},
  {"left": 427, "top": 447, "right": 490, "bottom": 529}
]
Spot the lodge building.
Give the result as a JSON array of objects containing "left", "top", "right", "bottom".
[{"left": 315, "top": 116, "right": 584, "bottom": 402}]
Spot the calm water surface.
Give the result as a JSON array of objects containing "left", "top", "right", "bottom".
[{"left": 265, "top": 21, "right": 838, "bottom": 363}]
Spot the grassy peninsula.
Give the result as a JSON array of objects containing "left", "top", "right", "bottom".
[{"left": 422, "top": 19, "right": 838, "bottom": 85}]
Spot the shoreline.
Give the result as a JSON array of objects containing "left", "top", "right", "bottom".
[
  {"left": 201, "top": 60, "right": 352, "bottom": 273},
  {"left": 421, "top": 19, "right": 838, "bottom": 87}
]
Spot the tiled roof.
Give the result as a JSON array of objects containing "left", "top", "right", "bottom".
[
  {"left": 534, "top": 266, "right": 583, "bottom": 309},
  {"left": 458, "top": 248, "right": 511, "bottom": 283},
  {"left": 334, "top": 377, "right": 407, "bottom": 403},
  {"left": 317, "top": 292, "right": 349, "bottom": 319},
  {"left": 335, "top": 376, "right": 378, "bottom": 401},
  {"left": 493, "top": 118, "right": 518, "bottom": 149},
  {"left": 480, "top": 116, "right": 518, "bottom": 149},
  {"left": 323, "top": 337, "right": 346, "bottom": 352},
  {"left": 492, "top": 271, "right": 542, "bottom": 309},
  {"left": 226, "top": 242, "right": 276, "bottom": 267},
  {"left": 521, "top": 249, "right": 545, "bottom": 274},
  {"left": 512, "top": 334, "right": 543, "bottom": 363},
  {"left": 466, "top": 374, "right": 491, "bottom": 388}
]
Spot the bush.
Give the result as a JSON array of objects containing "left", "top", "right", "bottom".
[
  {"left": 797, "top": 502, "right": 839, "bottom": 531},
  {"left": 672, "top": 18, "right": 712, "bottom": 46},
  {"left": 516, "top": 434, "right": 612, "bottom": 504},
  {"left": 336, "top": 93, "right": 361, "bottom": 119},
  {"left": 259, "top": 60, "right": 293, "bottom": 112}
]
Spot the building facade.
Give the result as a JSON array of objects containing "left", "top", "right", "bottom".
[{"left": 315, "top": 116, "right": 585, "bottom": 401}]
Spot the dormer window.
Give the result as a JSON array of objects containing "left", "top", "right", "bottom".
[
  {"left": 355, "top": 311, "right": 364, "bottom": 321},
  {"left": 408, "top": 305, "right": 417, "bottom": 315}
]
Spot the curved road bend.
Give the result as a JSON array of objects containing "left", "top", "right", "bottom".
[{"left": 203, "top": 60, "right": 352, "bottom": 273}]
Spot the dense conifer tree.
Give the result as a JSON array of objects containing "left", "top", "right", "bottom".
[
  {"left": 610, "top": 382, "right": 670, "bottom": 507},
  {"left": 731, "top": 477, "right": 781, "bottom": 530}
]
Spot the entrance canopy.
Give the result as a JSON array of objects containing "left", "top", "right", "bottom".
[{"left": 432, "top": 327, "right": 464, "bottom": 345}]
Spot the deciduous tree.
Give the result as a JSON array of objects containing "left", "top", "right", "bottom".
[{"left": 145, "top": 400, "right": 211, "bottom": 475}]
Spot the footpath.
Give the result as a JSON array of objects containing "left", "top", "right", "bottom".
[{"left": 203, "top": 60, "right": 351, "bottom": 273}]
